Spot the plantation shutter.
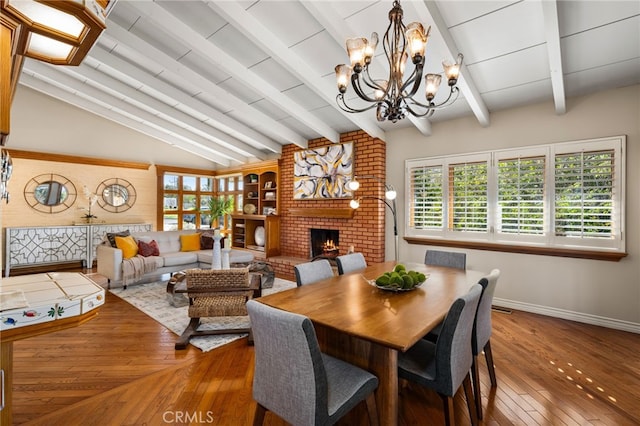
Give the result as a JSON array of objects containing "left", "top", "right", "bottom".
[
  {"left": 554, "top": 149, "right": 615, "bottom": 239},
  {"left": 448, "top": 161, "right": 488, "bottom": 232},
  {"left": 408, "top": 164, "right": 443, "bottom": 230},
  {"left": 497, "top": 156, "right": 546, "bottom": 235}
]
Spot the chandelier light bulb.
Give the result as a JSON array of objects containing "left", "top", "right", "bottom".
[
  {"left": 443, "top": 54, "right": 464, "bottom": 85},
  {"left": 335, "top": 64, "right": 352, "bottom": 93},
  {"left": 346, "top": 38, "right": 367, "bottom": 72},
  {"left": 405, "top": 22, "right": 428, "bottom": 62},
  {"left": 350, "top": 199, "right": 360, "bottom": 209},
  {"left": 374, "top": 80, "right": 388, "bottom": 101},
  {"left": 425, "top": 74, "right": 442, "bottom": 102},
  {"left": 347, "top": 180, "right": 360, "bottom": 191},
  {"left": 364, "top": 33, "right": 379, "bottom": 64}
]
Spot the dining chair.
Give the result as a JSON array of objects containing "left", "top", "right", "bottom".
[
  {"left": 424, "top": 269, "right": 501, "bottom": 419},
  {"left": 424, "top": 249, "right": 467, "bottom": 270},
  {"left": 294, "top": 259, "right": 334, "bottom": 286},
  {"left": 470, "top": 268, "right": 501, "bottom": 419},
  {"left": 398, "top": 283, "right": 482, "bottom": 426},
  {"left": 335, "top": 252, "right": 367, "bottom": 275},
  {"left": 246, "top": 300, "right": 380, "bottom": 426}
]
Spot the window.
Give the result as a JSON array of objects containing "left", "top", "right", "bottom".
[
  {"left": 162, "top": 174, "right": 216, "bottom": 231},
  {"left": 497, "top": 155, "right": 545, "bottom": 236},
  {"left": 406, "top": 136, "right": 625, "bottom": 254},
  {"left": 449, "top": 159, "right": 488, "bottom": 233},
  {"left": 159, "top": 171, "right": 243, "bottom": 231}
]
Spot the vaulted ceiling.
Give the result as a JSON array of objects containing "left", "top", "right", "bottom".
[{"left": 18, "top": 0, "right": 640, "bottom": 168}]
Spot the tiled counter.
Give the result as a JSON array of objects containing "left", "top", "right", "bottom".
[
  {"left": 0, "top": 272, "right": 105, "bottom": 424},
  {"left": 0, "top": 272, "right": 105, "bottom": 331}
]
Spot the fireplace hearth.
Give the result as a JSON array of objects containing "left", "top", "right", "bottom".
[{"left": 310, "top": 228, "right": 339, "bottom": 260}]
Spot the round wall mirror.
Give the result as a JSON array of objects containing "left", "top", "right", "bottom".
[
  {"left": 24, "top": 173, "right": 77, "bottom": 213},
  {"left": 96, "top": 178, "right": 136, "bottom": 212},
  {"left": 35, "top": 181, "right": 69, "bottom": 206}
]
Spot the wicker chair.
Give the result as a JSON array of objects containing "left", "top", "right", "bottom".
[{"left": 175, "top": 268, "right": 258, "bottom": 350}]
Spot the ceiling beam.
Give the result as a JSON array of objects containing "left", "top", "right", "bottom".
[
  {"left": 540, "top": 0, "right": 567, "bottom": 114},
  {"left": 19, "top": 74, "right": 231, "bottom": 166},
  {"left": 127, "top": 0, "right": 339, "bottom": 143},
  {"left": 76, "top": 54, "right": 268, "bottom": 159},
  {"left": 409, "top": 1, "right": 491, "bottom": 128},
  {"left": 209, "top": 0, "right": 387, "bottom": 142},
  {"left": 103, "top": 21, "right": 307, "bottom": 149},
  {"left": 24, "top": 60, "right": 248, "bottom": 165}
]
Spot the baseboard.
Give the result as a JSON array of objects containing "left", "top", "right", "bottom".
[{"left": 492, "top": 298, "right": 640, "bottom": 334}]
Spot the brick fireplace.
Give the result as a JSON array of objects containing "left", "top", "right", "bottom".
[{"left": 269, "top": 130, "right": 387, "bottom": 280}]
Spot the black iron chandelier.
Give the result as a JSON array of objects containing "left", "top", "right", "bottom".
[{"left": 335, "top": 0, "right": 464, "bottom": 123}]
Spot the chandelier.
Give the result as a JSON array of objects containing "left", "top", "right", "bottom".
[{"left": 334, "top": 0, "right": 463, "bottom": 123}]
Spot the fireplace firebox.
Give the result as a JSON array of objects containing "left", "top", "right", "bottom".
[{"left": 310, "top": 228, "right": 339, "bottom": 260}]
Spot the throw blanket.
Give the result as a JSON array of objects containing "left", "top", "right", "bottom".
[{"left": 122, "top": 255, "right": 158, "bottom": 287}]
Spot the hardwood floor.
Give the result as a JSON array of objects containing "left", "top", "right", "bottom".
[{"left": 10, "top": 283, "right": 640, "bottom": 425}]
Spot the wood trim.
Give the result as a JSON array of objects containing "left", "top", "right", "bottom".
[
  {"left": 7, "top": 149, "right": 150, "bottom": 170},
  {"left": 403, "top": 236, "right": 627, "bottom": 262},
  {"left": 288, "top": 208, "right": 355, "bottom": 219},
  {"left": 155, "top": 164, "right": 215, "bottom": 177}
]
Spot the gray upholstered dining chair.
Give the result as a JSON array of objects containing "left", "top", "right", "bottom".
[
  {"left": 398, "top": 284, "right": 482, "bottom": 426},
  {"left": 294, "top": 259, "right": 334, "bottom": 286},
  {"left": 425, "top": 249, "right": 467, "bottom": 270},
  {"left": 470, "top": 269, "right": 500, "bottom": 419},
  {"left": 246, "top": 300, "right": 380, "bottom": 426},
  {"left": 335, "top": 252, "right": 367, "bottom": 275},
  {"left": 424, "top": 269, "right": 501, "bottom": 419}
]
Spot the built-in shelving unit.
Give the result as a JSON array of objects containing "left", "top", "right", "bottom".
[{"left": 232, "top": 160, "right": 280, "bottom": 258}]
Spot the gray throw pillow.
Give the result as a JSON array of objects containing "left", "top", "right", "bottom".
[{"left": 106, "top": 230, "right": 130, "bottom": 247}]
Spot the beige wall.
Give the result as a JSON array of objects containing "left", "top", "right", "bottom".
[
  {"left": 1, "top": 158, "right": 157, "bottom": 229},
  {"left": 386, "top": 84, "right": 640, "bottom": 331}
]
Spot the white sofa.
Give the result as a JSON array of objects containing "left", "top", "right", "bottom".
[{"left": 96, "top": 229, "right": 254, "bottom": 288}]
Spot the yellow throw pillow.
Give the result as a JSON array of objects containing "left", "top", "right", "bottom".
[
  {"left": 115, "top": 235, "right": 138, "bottom": 259},
  {"left": 180, "top": 233, "right": 201, "bottom": 252}
]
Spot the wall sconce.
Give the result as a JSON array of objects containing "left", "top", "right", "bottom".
[
  {"left": 0, "top": 0, "right": 114, "bottom": 66},
  {"left": 0, "top": 148, "right": 12, "bottom": 202},
  {"left": 348, "top": 175, "right": 398, "bottom": 261}
]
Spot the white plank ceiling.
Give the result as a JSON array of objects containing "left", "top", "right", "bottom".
[{"left": 18, "top": 0, "right": 640, "bottom": 168}]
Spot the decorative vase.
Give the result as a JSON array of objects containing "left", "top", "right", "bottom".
[{"left": 212, "top": 230, "right": 222, "bottom": 270}]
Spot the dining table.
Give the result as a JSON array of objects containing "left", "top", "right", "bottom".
[{"left": 256, "top": 260, "right": 486, "bottom": 426}]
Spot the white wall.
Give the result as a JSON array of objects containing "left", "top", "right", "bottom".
[{"left": 386, "top": 85, "right": 640, "bottom": 332}]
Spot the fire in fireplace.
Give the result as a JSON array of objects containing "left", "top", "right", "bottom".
[{"left": 310, "top": 228, "right": 339, "bottom": 260}]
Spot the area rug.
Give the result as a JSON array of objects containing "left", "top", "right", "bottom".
[{"left": 109, "top": 277, "right": 296, "bottom": 352}]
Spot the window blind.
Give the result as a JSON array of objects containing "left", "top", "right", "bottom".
[
  {"left": 409, "top": 164, "right": 443, "bottom": 229},
  {"left": 497, "top": 156, "right": 545, "bottom": 235},
  {"left": 554, "top": 150, "right": 615, "bottom": 238},
  {"left": 448, "top": 161, "right": 488, "bottom": 232}
]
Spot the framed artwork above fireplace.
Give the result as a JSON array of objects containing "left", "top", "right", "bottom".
[{"left": 293, "top": 142, "right": 353, "bottom": 199}]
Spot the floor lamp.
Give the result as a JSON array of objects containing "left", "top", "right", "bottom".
[{"left": 348, "top": 175, "right": 398, "bottom": 261}]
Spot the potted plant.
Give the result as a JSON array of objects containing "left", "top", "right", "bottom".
[{"left": 208, "top": 196, "right": 234, "bottom": 229}]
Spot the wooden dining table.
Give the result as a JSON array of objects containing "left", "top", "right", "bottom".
[{"left": 256, "top": 261, "right": 486, "bottom": 426}]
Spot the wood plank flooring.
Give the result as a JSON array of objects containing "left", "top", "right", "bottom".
[{"left": 10, "top": 284, "right": 640, "bottom": 425}]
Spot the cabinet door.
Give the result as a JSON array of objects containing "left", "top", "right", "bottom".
[{"left": 264, "top": 216, "right": 281, "bottom": 257}]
